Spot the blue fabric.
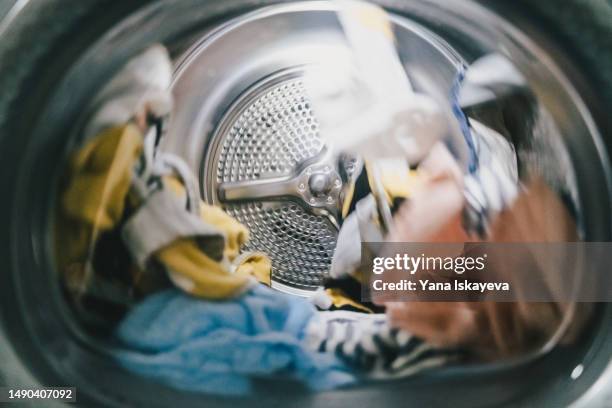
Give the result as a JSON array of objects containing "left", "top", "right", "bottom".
[
  {"left": 113, "top": 285, "right": 356, "bottom": 395},
  {"left": 450, "top": 65, "right": 479, "bottom": 174}
]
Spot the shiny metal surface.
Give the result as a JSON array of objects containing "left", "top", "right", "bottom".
[
  {"left": 167, "top": 2, "right": 461, "bottom": 294},
  {"left": 1, "top": 0, "right": 609, "bottom": 406},
  {"left": 0, "top": 0, "right": 29, "bottom": 38},
  {"left": 210, "top": 73, "right": 345, "bottom": 291}
]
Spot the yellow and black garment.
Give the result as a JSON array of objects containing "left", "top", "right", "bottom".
[
  {"left": 55, "top": 123, "right": 271, "bottom": 327},
  {"left": 324, "top": 160, "right": 422, "bottom": 314}
]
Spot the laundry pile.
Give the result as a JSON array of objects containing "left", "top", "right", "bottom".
[
  {"left": 55, "top": 43, "right": 463, "bottom": 396},
  {"left": 113, "top": 285, "right": 458, "bottom": 395},
  {"left": 54, "top": 0, "right": 529, "bottom": 398},
  {"left": 113, "top": 285, "right": 355, "bottom": 395}
]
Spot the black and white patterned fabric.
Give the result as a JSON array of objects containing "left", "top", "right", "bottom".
[{"left": 304, "top": 311, "right": 459, "bottom": 379}]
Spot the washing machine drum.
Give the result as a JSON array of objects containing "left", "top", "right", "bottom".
[
  {"left": 204, "top": 75, "right": 355, "bottom": 295},
  {"left": 167, "top": 4, "right": 462, "bottom": 296}
]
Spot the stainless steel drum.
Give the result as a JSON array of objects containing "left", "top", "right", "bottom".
[
  {"left": 165, "top": 2, "right": 462, "bottom": 295},
  {"left": 210, "top": 73, "right": 340, "bottom": 294}
]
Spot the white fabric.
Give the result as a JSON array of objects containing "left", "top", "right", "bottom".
[
  {"left": 121, "top": 189, "right": 224, "bottom": 269},
  {"left": 83, "top": 45, "right": 173, "bottom": 140}
]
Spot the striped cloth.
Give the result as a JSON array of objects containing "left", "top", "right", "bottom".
[{"left": 304, "top": 311, "right": 459, "bottom": 379}]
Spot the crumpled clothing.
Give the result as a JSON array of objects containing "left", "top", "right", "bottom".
[
  {"left": 82, "top": 44, "right": 173, "bottom": 140},
  {"left": 113, "top": 285, "right": 356, "bottom": 395},
  {"left": 462, "top": 121, "right": 519, "bottom": 237},
  {"left": 326, "top": 156, "right": 424, "bottom": 314},
  {"left": 56, "top": 45, "right": 272, "bottom": 327},
  {"left": 56, "top": 124, "right": 144, "bottom": 288},
  {"left": 304, "top": 310, "right": 458, "bottom": 380},
  {"left": 56, "top": 123, "right": 270, "bottom": 312}
]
